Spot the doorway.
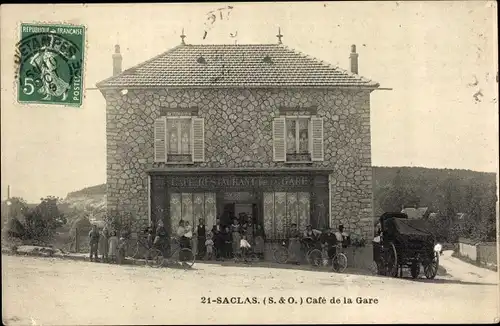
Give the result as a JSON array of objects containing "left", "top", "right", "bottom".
[{"left": 220, "top": 192, "right": 258, "bottom": 226}]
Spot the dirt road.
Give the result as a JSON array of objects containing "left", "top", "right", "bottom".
[{"left": 2, "top": 252, "right": 498, "bottom": 325}]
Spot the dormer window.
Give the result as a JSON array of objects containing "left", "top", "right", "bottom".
[
  {"left": 263, "top": 55, "right": 273, "bottom": 64},
  {"left": 197, "top": 56, "right": 207, "bottom": 64}
]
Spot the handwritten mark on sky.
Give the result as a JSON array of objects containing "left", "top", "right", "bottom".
[{"left": 203, "top": 6, "right": 234, "bottom": 40}]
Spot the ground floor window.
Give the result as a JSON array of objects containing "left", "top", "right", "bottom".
[
  {"left": 263, "top": 192, "right": 310, "bottom": 240},
  {"left": 169, "top": 193, "right": 217, "bottom": 232}
]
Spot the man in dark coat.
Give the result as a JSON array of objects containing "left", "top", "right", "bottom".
[
  {"left": 196, "top": 218, "right": 206, "bottom": 260},
  {"left": 88, "top": 224, "right": 100, "bottom": 262},
  {"left": 320, "top": 227, "right": 338, "bottom": 258},
  {"left": 212, "top": 218, "right": 223, "bottom": 260},
  {"left": 154, "top": 220, "right": 169, "bottom": 256}
]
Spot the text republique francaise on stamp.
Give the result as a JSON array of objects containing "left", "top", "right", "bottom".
[{"left": 15, "top": 23, "right": 85, "bottom": 106}]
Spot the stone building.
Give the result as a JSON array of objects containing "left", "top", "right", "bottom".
[{"left": 96, "top": 32, "right": 380, "bottom": 253}]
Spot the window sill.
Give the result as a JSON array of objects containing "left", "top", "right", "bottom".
[
  {"left": 165, "top": 161, "right": 195, "bottom": 165},
  {"left": 284, "top": 161, "right": 313, "bottom": 164}
]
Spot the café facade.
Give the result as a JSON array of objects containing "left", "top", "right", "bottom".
[{"left": 97, "top": 35, "right": 380, "bottom": 247}]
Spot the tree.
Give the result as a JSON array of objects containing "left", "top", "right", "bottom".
[
  {"left": 379, "top": 169, "right": 421, "bottom": 212},
  {"left": 1, "top": 197, "right": 28, "bottom": 225},
  {"left": 24, "top": 196, "right": 66, "bottom": 240}
]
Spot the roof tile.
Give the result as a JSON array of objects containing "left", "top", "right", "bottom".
[{"left": 97, "top": 44, "right": 380, "bottom": 89}]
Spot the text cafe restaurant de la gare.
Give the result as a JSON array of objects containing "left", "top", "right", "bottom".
[{"left": 97, "top": 34, "right": 378, "bottom": 243}]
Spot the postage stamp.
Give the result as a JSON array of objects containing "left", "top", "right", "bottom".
[{"left": 15, "top": 23, "right": 85, "bottom": 106}]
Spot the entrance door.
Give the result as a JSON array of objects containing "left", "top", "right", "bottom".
[{"left": 222, "top": 192, "right": 257, "bottom": 225}]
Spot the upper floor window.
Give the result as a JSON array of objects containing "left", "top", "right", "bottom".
[
  {"left": 273, "top": 115, "right": 324, "bottom": 162},
  {"left": 286, "top": 117, "right": 311, "bottom": 162},
  {"left": 154, "top": 116, "right": 205, "bottom": 163}
]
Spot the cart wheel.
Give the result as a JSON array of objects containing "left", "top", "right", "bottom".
[
  {"left": 332, "top": 253, "right": 348, "bottom": 273},
  {"left": 410, "top": 261, "right": 420, "bottom": 279},
  {"left": 308, "top": 249, "right": 323, "bottom": 267},
  {"left": 386, "top": 242, "right": 398, "bottom": 277},
  {"left": 423, "top": 251, "right": 439, "bottom": 279},
  {"left": 146, "top": 248, "right": 163, "bottom": 268},
  {"left": 273, "top": 245, "right": 288, "bottom": 264}
]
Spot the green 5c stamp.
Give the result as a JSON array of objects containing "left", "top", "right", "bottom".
[{"left": 15, "top": 23, "right": 85, "bottom": 106}]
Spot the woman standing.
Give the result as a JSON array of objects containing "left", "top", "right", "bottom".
[
  {"left": 254, "top": 224, "right": 266, "bottom": 260},
  {"left": 98, "top": 226, "right": 110, "bottom": 262},
  {"left": 288, "top": 223, "right": 302, "bottom": 264},
  {"left": 231, "top": 219, "right": 241, "bottom": 258},
  {"left": 108, "top": 230, "right": 119, "bottom": 263}
]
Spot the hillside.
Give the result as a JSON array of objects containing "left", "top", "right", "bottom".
[
  {"left": 61, "top": 184, "right": 106, "bottom": 218},
  {"left": 62, "top": 166, "right": 497, "bottom": 214},
  {"left": 66, "top": 184, "right": 106, "bottom": 198}
]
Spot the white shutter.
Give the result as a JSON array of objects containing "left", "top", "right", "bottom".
[
  {"left": 272, "top": 117, "right": 286, "bottom": 162},
  {"left": 154, "top": 116, "right": 167, "bottom": 162},
  {"left": 192, "top": 117, "right": 205, "bottom": 162},
  {"left": 311, "top": 117, "right": 324, "bottom": 161}
]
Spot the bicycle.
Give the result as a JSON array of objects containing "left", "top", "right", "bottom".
[
  {"left": 272, "top": 239, "right": 322, "bottom": 266},
  {"left": 331, "top": 244, "right": 348, "bottom": 273},
  {"left": 234, "top": 247, "right": 259, "bottom": 264},
  {"left": 147, "top": 237, "right": 195, "bottom": 269},
  {"left": 128, "top": 234, "right": 153, "bottom": 259}
]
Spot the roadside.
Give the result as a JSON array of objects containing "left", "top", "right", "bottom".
[{"left": 439, "top": 250, "right": 499, "bottom": 285}]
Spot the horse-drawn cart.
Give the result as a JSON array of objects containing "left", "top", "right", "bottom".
[{"left": 373, "top": 212, "right": 440, "bottom": 279}]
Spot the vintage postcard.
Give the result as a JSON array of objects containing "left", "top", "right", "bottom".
[{"left": 1, "top": 2, "right": 499, "bottom": 325}]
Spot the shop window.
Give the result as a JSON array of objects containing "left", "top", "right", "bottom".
[
  {"left": 154, "top": 116, "right": 205, "bottom": 163},
  {"left": 263, "top": 192, "right": 310, "bottom": 240},
  {"left": 169, "top": 193, "right": 216, "bottom": 232},
  {"left": 273, "top": 116, "right": 324, "bottom": 163}
]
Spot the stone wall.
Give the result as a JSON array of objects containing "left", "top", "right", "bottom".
[{"left": 102, "top": 88, "right": 374, "bottom": 239}]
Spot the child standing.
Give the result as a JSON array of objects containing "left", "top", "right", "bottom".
[
  {"left": 239, "top": 234, "right": 252, "bottom": 262},
  {"left": 205, "top": 231, "right": 215, "bottom": 260},
  {"left": 108, "top": 230, "right": 119, "bottom": 263}
]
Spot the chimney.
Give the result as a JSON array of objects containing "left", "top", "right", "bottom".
[
  {"left": 349, "top": 44, "right": 359, "bottom": 74},
  {"left": 112, "top": 44, "right": 122, "bottom": 76}
]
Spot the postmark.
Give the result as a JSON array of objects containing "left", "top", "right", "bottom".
[{"left": 15, "top": 23, "right": 85, "bottom": 106}]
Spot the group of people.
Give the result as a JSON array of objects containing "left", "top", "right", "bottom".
[
  {"left": 88, "top": 224, "right": 127, "bottom": 264},
  {"left": 140, "top": 213, "right": 266, "bottom": 261},
  {"left": 88, "top": 214, "right": 350, "bottom": 265},
  {"left": 199, "top": 214, "right": 267, "bottom": 261},
  {"left": 287, "top": 223, "right": 350, "bottom": 264}
]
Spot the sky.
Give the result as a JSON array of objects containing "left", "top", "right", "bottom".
[{"left": 1, "top": 2, "right": 498, "bottom": 203}]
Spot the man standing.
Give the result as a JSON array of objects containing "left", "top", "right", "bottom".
[
  {"left": 212, "top": 218, "right": 223, "bottom": 260},
  {"left": 154, "top": 220, "right": 169, "bottom": 256},
  {"left": 334, "top": 224, "right": 350, "bottom": 248},
  {"left": 196, "top": 218, "right": 206, "bottom": 260},
  {"left": 321, "top": 227, "right": 338, "bottom": 259},
  {"left": 98, "top": 226, "right": 110, "bottom": 262},
  {"left": 88, "top": 224, "right": 100, "bottom": 262}
]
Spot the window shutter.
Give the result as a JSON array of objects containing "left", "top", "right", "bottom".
[
  {"left": 272, "top": 117, "right": 286, "bottom": 162},
  {"left": 191, "top": 117, "right": 205, "bottom": 162},
  {"left": 311, "top": 117, "right": 324, "bottom": 161},
  {"left": 154, "top": 116, "right": 167, "bottom": 162}
]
